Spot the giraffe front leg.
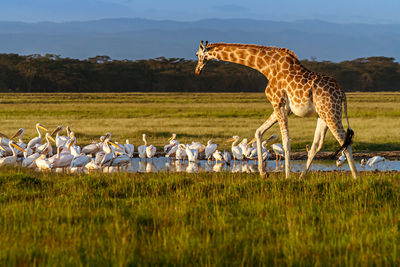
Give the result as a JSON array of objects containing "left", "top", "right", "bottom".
[
  {"left": 301, "top": 118, "right": 328, "bottom": 178},
  {"left": 276, "top": 109, "right": 291, "bottom": 179},
  {"left": 255, "top": 113, "right": 278, "bottom": 176}
]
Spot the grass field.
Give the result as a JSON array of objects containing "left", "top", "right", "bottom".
[
  {"left": 0, "top": 92, "right": 399, "bottom": 151},
  {"left": 1, "top": 92, "right": 400, "bottom": 265},
  {"left": 0, "top": 168, "right": 399, "bottom": 265}
]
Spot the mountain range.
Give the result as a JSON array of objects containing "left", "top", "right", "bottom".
[{"left": 0, "top": 18, "right": 399, "bottom": 61}]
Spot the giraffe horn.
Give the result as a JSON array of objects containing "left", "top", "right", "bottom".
[{"left": 205, "top": 40, "right": 208, "bottom": 46}]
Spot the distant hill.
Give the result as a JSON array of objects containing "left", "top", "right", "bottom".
[{"left": 0, "top": 18, "right": 400, "bottom": 61}]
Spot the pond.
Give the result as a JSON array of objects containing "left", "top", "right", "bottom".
[{"left": 70, "top": 157, "right": 400, "bottom": 174}]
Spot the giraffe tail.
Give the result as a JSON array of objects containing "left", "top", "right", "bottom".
[{"left": 333, "top": 94, "right": 354, "bottom": 158}]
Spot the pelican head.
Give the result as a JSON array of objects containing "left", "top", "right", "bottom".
[
  {"left": 104, "top": 132, "right": 112, "bottom": 140},
  {"left": 10, "top": 128, "right": 25, "bottom": 140},
  {"left": 107, "top": 140, "right": 120, "bottom": 148},
  {"left": 46, "top": 133, "right": 56, "bottom": 143},
  {"left": 248, "top": 138, "right": 256, "bottom": 146},
  {"left": 266, "top": 134, "right": 278, "bottom": 145},
  {"left": 168, "top": 133, "right": 177, "bottom": 142},
  {"left": 9, "top": 140, "right": 26, "bottom": 153},
  {"left": 51, "top": 125, "right": 63, "bottom": 136},
  {"left": 195, "top": 40, "right": 210, "bottom": 75},
  {"left": 226, "top": 136, "right": 239, "bottom": 143},
  {"left": 36, "top": 123, "right": 48, "bottom": 132}
]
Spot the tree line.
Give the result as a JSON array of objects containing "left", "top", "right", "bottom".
[{"left": 0, "top": 53, "right": 399, "bottom": 92}]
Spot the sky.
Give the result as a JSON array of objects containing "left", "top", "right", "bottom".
[{"left": 1, "top": 0, "right": 400, "bottom": 24}]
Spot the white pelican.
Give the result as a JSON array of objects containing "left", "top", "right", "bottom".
[
  {"left": 0, "top": 141, "right": 25, "bottom": 166},
  {"left": 100, "top": 138, "right": 119, "bottom": 167},
  {"left": 138, "top": 134, "right": 148, "bottom": 160},
  {"left": 262, "top": 144, "right": 271, "bottom": 162},
  {"left": 189, "top": 141, "right": 205, "bottom": 153},
  {"left": 336, "top": 151, "right": 346, "bottom": 168},
  {"left": 142, "top": 135, "right": 156, "bottom": 160},
  {"left": 246, "top": 138, "right": 257, "bottom": 160},
  {"left": 271, "top": 143, "right": 284, "bottom": 166},
  {"left": 164, "top": 133, "right": 179, "bottom": 152},
  {"left": 165, "top": 144, "right": 179, "bottom": 158},
  {"left": 50, "top": 147, "right": 74, "bottom": 170},
  {"left": 35, "top": 154, "right": 52, "bottom": 171},
  {"left": 205, "top": 140, "right": 217, "bottom": 161},
  {"left": 100, "top": 152, "right": 115, "bottom": 167},
  {"left": 176, "top": 144, "right": 187, "bottom": 162},
  {"left": 226, "top": 136, "right": 243, "bottom": 161},
  {"left": 36, "top": 133, "right": 56, "bottom": 156},
  {"left": 239, "top": 138, "right": 251, "bottom": 158},
  {"left": 212, "top": 150, "right": 224, "bottom": 162},
  {"left": 27, "top": 123, "right": 48, "bottom": 149},
  {"left": 362, "top": 156, "right": 386, "bottom": 168},
  {"left": 71, "top": 153, "right": 90, "bottom": 168},
  {"left": 124, "top": 139, "right": 134, "bottom": 158},
  {"left": 185, "top": 144, "right": 199, "bottom": 162},
  {"left": 94, "top": 151, "right": 106, "bottom": 166},
  {"left": 112, "top": 154, "right": 130, "bottom": 168},
  {"left": 248, "top": 139, "right": 269, "bottom": 162},
  {"left": 85, "top": 159, "right": 99, "bottom": 171},
  {"left": 223, "top": 150, "right": 231, "bottom": 164},
  {"left": 51, "top": 125, "right": 69, "bottom": 148},
  {"left": 82, "top": 141, "right": 101, "bottom": 156},
  {"left": 22, "top": 152, "right": 41, "bottom": 168}
]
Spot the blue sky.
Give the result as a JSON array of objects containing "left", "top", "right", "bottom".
[{"left": 1, "top": 0, "right": 400, "bottom": 23}]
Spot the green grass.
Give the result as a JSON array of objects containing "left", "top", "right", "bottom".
[
  {"left": 0, "top": 92, "right": 399, "bottom": 151},
  {"left": 0, "top": 92, "right": 399, "bottom": 265},
  {"left": 0, "top": 168, "right": 399, "bottom": 265}
]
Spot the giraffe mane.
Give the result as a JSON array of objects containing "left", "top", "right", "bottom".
[{"left": 207, "top": 42, "right": 298, "bottom": 59}]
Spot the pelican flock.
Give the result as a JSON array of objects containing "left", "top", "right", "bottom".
[{"left": 0, "top": 124, "right": 389, "bottom": 174}]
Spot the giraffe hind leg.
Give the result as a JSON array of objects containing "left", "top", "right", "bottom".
[
  {"left": 327, "top": 121, "right": 358, "bottom": 179},
  {"left": 300, "top": 117, "right": 328, "bottom": 178}
]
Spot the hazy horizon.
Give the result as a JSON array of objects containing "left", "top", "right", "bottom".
[{"left": 2, "top": 0, "right": 400, "bottom": 24}]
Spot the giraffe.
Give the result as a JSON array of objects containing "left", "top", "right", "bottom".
[{"left": 195, "top": 41, "right": 358, "bottom": 179}]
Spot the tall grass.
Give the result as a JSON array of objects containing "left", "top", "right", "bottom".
[{"left": 0, "top": 167, "right": 399, "bottom": 265}]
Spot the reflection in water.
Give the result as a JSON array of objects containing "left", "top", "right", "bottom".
[
  {"left": 175, "top": 162, "right": 186, "bottom": 172},
  {"left": 79, "top": 157, "right": 400, "bottom": 174},
  {"left": 186, "top": 162, "right": 199, "bottom": 173},
  {"left": 213, "top": 162, "right": 224, "bottom": 172},
  {"left": 146, "top": 162, "right": 156, "bottom": 173}
]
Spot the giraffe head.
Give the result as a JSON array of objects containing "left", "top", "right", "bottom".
[{"left": 195, "top": 40, "right": 209, "bottom": 75}]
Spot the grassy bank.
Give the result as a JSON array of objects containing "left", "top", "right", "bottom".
[
  {"left": 0, "top": 168, "right": 399, "bottom": 265},
  {"left": 0, "top": 92, "right": 399, "bottom": 151}
]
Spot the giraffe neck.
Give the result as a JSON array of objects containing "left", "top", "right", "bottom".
[{"left": 206, "top": 43, "right": 290, "bottom": 80}]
